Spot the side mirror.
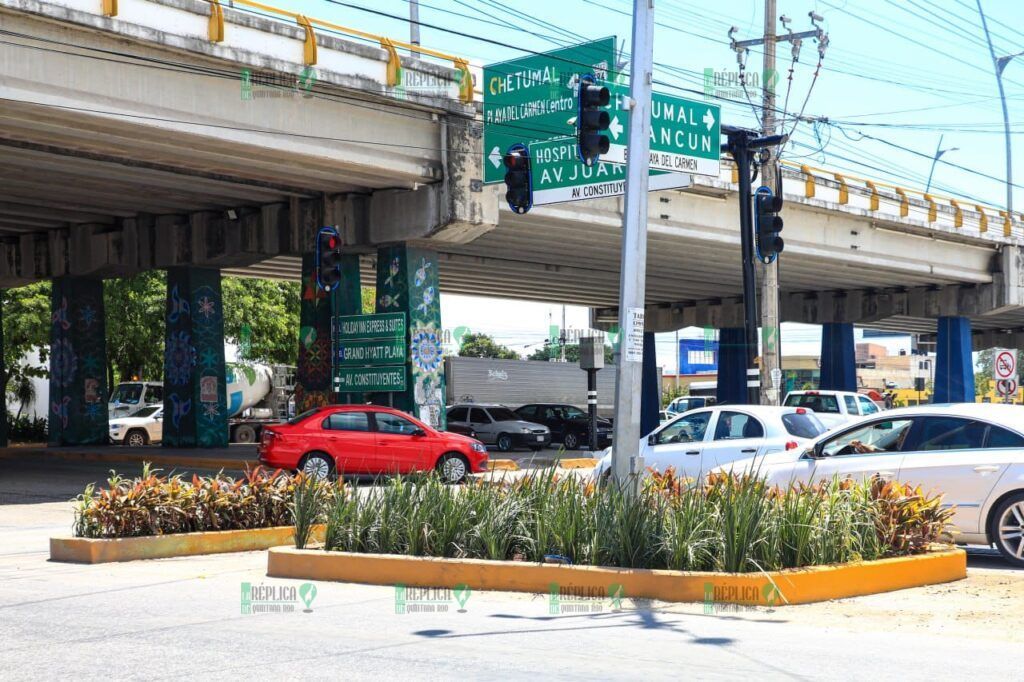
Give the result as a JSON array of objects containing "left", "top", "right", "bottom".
[
  {"left": 411, "top": 428, "right": 427, "bottom": 437},
  {"left": 647, "top": 433, "right": 657, "bottom": 446}
]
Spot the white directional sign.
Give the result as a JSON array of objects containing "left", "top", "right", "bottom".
[{"left": 995, "top": 349, "right": 1017, "bottom": 381}]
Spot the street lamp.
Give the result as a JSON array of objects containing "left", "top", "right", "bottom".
[
  {"left": 926, "top": 134, "right": 959, "bottom": 193},
  {"left": 977, "top": 0, "right": 1021, "bottom": 213}
]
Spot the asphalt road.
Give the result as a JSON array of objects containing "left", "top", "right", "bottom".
[{"left": 1, "top": 458, "right": 1023, "bottom": 679}]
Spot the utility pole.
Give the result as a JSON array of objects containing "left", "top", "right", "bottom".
[
  {"left": 560, "top": 304, "right": 567, "bottom": 362},
  {"left": 409, "top": 0, "right": 421, "bottom": 58},
  {"left": 610, "top": 0, "right": 655, "bottom": 488},
  {"left": 977, "top": 0, "right": 1019, "bottom": 213},
  {"left": 729, "top": 9, "right": 826, "bottom": 404},
  {"left": 759, "top": 0, "right": 781, "bottom": 406}
]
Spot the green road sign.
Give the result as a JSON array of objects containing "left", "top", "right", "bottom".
[
  {"left": 336, "top": 338, "right": 407, "bottom": 366},
  {"left": 483, "top": 37, "right": 617, "bottom": 185},
  {"left": 335, "top": 312, "right": 406, "bottom": 341},
  {"left": 333, "top": 366, "right": 407, "bottom": 393},
  {"left": 528, "top": 138, "right": 689, "bottom": 205},
  {"left": 603, "top": 85, "right": 721, "bottom": 177}
]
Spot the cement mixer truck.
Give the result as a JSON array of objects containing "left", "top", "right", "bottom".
[{"left": 107, "top": 363, "right": 295, "bottom": 444}]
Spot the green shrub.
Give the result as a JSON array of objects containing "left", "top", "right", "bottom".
[
  {"left": 72, "top": 465, "right": 301, "bottom": 538},
  {"left": 312, "top": 469, "right": 953, "bottom": 573}
]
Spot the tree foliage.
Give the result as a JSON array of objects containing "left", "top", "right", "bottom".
[
  {"left": 527, "top": 342, "right": 614, "bottom": 363},
  {"left": 222, "top": 277, "right": 301, "bottom": 366},
  {"left": 458, "top": 333, "right": 520, "bottom": 359},
  {"left": 105, "top": 271, "right": 166, "bottom": 384},
  {"left": 2, "top": 281, "right": 51, "bottom": 398}
]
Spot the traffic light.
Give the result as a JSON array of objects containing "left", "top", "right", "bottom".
[
  {"left": 503, "top": 143, "right": 533, "bottom": 214},
  {"left": 316, "top": 226, "right": 342, "bottom": 292},
  {"left": 754, "top": 187, "right": 784, "bottom": 262},
  {"left": 576, "top": 74, "right": 610, "bottom": 166}
]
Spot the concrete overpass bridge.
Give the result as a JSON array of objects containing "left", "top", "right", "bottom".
[{"left": 1, "top": 0, "right": 1021, "bottom": 445}]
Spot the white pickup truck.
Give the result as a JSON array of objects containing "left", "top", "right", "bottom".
[{"left": 782, "top": 390, "right": 883, "bottom": 429}]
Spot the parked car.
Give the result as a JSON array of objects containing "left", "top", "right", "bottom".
[
  {"left": 109, "top": 405, "right": 163, "bottom": 446},
  {"left": 665, "top": 396, "right": 713, "bottom": 415},
  {"left": 445, "top": 422, "right": 478, "bottom": 439},
  {"left": 782, "top": 390, "right": 882, "bottom": 429},
  {"left": 592, "top": 405, "right": 827, "bottom": 483},
  {"left": 659, "top": 410, "right": 674, "bottom": 422},
  {"left": 257, "top": 405, "right": 488, "bottom": 483},
  {"left": 718, "top": 404, "right": 1024, "bottom": 567},
  {"left": 514, "top": 403, "right": 612, "bottom": 450},
  {"left": 446, "top": 404, "right": 551, "bottom": 452}
]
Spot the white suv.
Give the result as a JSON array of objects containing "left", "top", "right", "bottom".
[
  {"left": 783, "top": 390, "right": 882, "bottom": 429},
  {"left": 109, "top": 405, "right": 163, "bottom": 447}
]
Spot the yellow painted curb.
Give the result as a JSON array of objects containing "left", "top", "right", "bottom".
[
  {"left": 486, "top": 459, "right": 519, "bottom": 471},
  {"left": 557, "top": 458, "right": 598, "bottom": 469},
  {"left": 266, "top": 546, "right": 966, "bottom": 606},
  {"left": 0, "top": 447, "right": 251, "bottom": 471},
  {"left": 51, "top": 525, "right": 325, "bottom": 564}
]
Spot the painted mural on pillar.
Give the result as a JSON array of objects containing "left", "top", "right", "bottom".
[
  {"left": 162, "top": 268, "right": 228, "bottom": 448},
  {"left": 375, "top": 246, "right": 446, "bottom": 430},
  {"left": 295, "top": 251, "right": 363, "bottom": 412},
  {"left": 48, "top": 278, "right": 108, "bottom": 445}
]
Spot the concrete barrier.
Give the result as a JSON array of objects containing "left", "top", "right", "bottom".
[
  {"left": 51, "top": 525, "right": 325, "bottom": 564},
  {"left": 266, "top": 546, "right": 966, "bottom": 606}
]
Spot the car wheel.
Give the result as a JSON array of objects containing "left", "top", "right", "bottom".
[
  {"left": 436, "top": 453, "right": 469, "bottom": 484},
  {"left": 300, "top": 452, "right": 335, "bottom": 481},
  {"left": 563, "top": 432, "right": 580, "bottom": 450},
  {"left": 992, "top": 492, "right": 1024, "bottom": 567},
  {"left": 233, "top": 424, "right": 258, "bottom": 444},
  {"left": 125, "top": 429, "right": 148, "bottom": 447},
  {"left": 496, "top": 433, "right": 513, "bottom": 452}
]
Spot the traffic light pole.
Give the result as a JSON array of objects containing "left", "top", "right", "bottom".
[
  {"left": 724, "top": 126, "right": 787, "bottom": 405},
  {"left": 726, "top": 130, "right": 761, "bottom": 405},
  {"left": 610, "top": 0, "right": 655, "bottom": 488}
]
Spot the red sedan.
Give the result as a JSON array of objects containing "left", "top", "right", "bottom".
[{"left": 257, "top": 405, "right": 489, "bottom": 483}]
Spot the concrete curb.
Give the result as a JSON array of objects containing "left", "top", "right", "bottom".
[
  {"left": 556, "top": 458, "right": 598, "bottom": 469},
  {"left": 50, "top": 525, "right": 326, "bottom": 564},
  {"left": 266, "top": 546, "right": 967, "bottom": 606},
  {"left": 486, "top": 459, "right": 520, "bottom": 471},
  {"left": 0, "top": 447, "right": 250, "bottom": 471}
]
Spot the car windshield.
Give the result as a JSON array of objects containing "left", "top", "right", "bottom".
[
  {"left": 782, "top": 412, "right": 826, "bottom": 439},
  {"left": 288, "top": 407, "right": 322, "bottom": 425},
  {"left": 784, "top": 393, "right": 840, "bottom": 414},
  {"left": 486, "top": 407, "right": 519, "bottom": 422},
  {"left": 110, "top": 383, "right": 143, "bottom": 404},
  {"left": 134, "top": 406, "right": 161, "bottom": 418}
]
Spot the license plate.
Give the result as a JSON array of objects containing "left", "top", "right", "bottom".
[{"left": 536, "top": 435, "right": 545, "bottom": 441}]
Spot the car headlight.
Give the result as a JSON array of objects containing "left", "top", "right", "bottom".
[
  {"left": 471, "top": 442, "right": 487, "bottom": 453},
  {"left": 520, "top": 427, "right": 532, "bottom": 433}
]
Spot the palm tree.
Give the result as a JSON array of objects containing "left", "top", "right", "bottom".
[{"left": 9, "top": 372, "right": 36, "bottom": 420}]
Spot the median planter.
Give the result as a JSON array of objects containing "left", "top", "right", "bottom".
[
  {"left": 51, "top": 525, "right": 325, "bottom": 564},
  {"left": 266, "top": 545, "right": 966, "bottom": 606}
]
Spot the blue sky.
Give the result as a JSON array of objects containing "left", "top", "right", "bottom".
[{"left": 270, "top": 0, "right": 1021, "bottom": 368}]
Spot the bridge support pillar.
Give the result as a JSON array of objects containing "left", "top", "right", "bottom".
[
  {"left": 374, "top": 244, "right": 446, "bottom": 429},
  {"left": 934, "top": 316, "right": 975, "bottom": 403},
  {"left": 640, "top": 332, "right": 659, "bottom": 437},
  {"left": 716, "top": 327, "right": 749, "bottom": 405},
  {"left": 295, "top": 253, "right": 362, "bottom": 413},
  {"left": 48, "top": 277, "right": 108, "bottom": 445},
  {"left": 819, "top": 322, "right": 857, "bottom": 392},
  {"left": 162, "top": 267, "right": 228, "bottom": 448}
]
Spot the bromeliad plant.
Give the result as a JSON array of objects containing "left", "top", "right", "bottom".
[
  {"left": 302, "top": 468, "right": 954, "bottom": 574},
  {"left": 72, "top": 465, "right": 303, "bottom": 539}
]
